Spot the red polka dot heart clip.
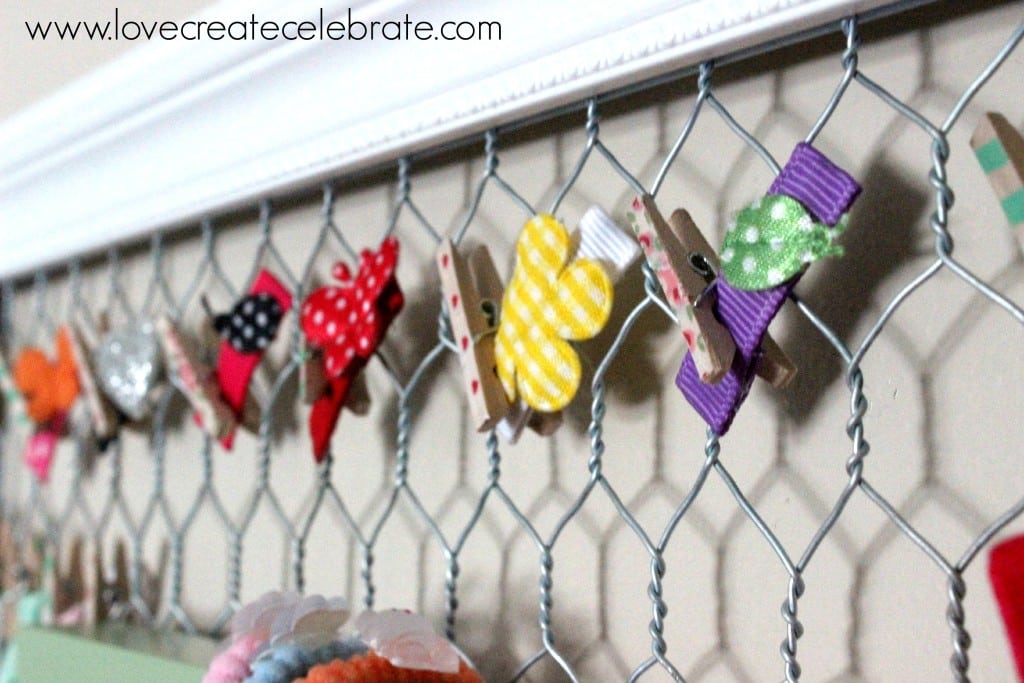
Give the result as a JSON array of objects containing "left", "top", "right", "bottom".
[{"left": 301, "top": 237, "right": 404, "bottom": 462}]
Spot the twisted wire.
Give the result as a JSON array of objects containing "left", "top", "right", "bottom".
[{"left": 0, "top": 6, "right": 1022, "bottom": 683}]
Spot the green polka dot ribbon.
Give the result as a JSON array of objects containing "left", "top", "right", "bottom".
[{"left": 719, "top": 194, "right": 848, "bottom": 291}]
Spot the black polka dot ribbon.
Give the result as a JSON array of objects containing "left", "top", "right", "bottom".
[{"left": 209, "top": 292, "right": 284, "bottom": 354}]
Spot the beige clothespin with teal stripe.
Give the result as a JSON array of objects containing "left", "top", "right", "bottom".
[{"left": 972, "top": 112, "right": 1024, "bottom": 250}]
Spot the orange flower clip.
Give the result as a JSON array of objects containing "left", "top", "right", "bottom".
[{"left": 12, "top": 327, "right": 79, "bottom": 482}]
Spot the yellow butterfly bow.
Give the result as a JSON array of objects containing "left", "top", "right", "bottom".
[{"left": 495, "top": 214, "right": 613, "bottom": 412}]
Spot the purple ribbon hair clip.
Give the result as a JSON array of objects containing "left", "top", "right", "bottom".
[{"left": 676, "top": 142, "right": 862, "bottom": 435}]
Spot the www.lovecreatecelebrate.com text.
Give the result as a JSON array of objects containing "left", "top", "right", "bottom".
[{"left": 25, "top": 7, "right": 502, "bottom": 43}]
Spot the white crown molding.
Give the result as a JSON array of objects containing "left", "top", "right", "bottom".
[{"left": 0, "top": 0, "right": 895, "bottom": 278}]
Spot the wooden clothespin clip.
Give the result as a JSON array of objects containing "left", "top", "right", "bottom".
[
  {"left": 437, "top": 238, "right": 508, "bottom": 432},
  {"left": 628, "top": 195, "right": 795, "bottom": 388},
  {"left": 629, "top": 195, "right": 736, "bottom": 383},
  {"left": 7, "top": 535, "right": 49, "bottom": 633},
  {"left": 0, "top": 522, "right": 18, "bottom": 639},
  {"left": 135, "top": 542, "right": 166, "bottom": 622},
  {"left": 66, "top": 319, "right": 119, "bottom": 447},
  {"left": 51, "top": 537, "right": 88, "bottom": 626},
  {"left": 667, "top": 206, "right": 795, "bottom": 389},
  {"left": 0, "top": 522, "right": 16, "bottom": 593},
  {"left": 94, "top": 539, "right": 130, "bottom": 625},
  {"left": 300, "top": 344, "right": 328, "bottom": 405},
  {"left": 972, "top": 112, "right": 1024, "bottom": 252},
  {"left": 300, "top": 344, "right": 371, "bottom": 416},
  {"left": 156, "top": 315, "right": 238, "bottom": 442},
  {"left": 495, "top": 206, "right": 641, "bottom": 443}
]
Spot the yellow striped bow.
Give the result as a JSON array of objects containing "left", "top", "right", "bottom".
[{"left": 495, "top": 214, "right": 613, "bottom": 412}]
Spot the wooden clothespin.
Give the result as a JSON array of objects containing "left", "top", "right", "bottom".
[
  {"left": 0, "top": 523, "right": 17, "bottom": 593},
  {"left": 156, "top": 315, "right": 238, "bottom": 442},
  {"left": 668, "top": 206, "right": 796, "bottom": 389},
  {"left": 300, "top": 344, "right": 371, "bottom": 416},
  {"left": 437, "top": 238, "right": 509, "bottom": 432},
  {"left": 629, "top": 195, "right": 796, "bottom": 388},
  {"left": 51, "top": 537, "right": 88, "bottom": 626},
  {"left": 0, "top": 522, "right": 19, "bottom": 639},
  {"left": 972, "top": 112, "right": 1024, "bottom": 252},
  {"left": 94, "top": 539, "right": 130, "bottom": 624},
  {"left": 66, "top": 319, "right": 119, "bottom": 447},
  {"left": 11, "top": 533, "right": 47, "bottom": 629},
  {"left": 300, "top": 344, "right": 328, "bottom": 405},
  {"left": 629, "top": 195, "right": 736, "bottom": 383}
]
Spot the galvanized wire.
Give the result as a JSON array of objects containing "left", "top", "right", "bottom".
[{"left": 2, "top": 5, "right": 1024, "bottom": 682}]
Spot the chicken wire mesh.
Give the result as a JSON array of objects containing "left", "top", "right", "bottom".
[{"left": 2, "top": 2, "right": 1024, "bottom": 681}]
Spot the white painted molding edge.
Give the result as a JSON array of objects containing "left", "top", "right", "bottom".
[{"left": 0, "top": 0, "right": 899, "bottom": 278}]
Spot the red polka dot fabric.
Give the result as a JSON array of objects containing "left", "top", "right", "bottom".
[
  {"left": 300, "top": 238, "right": 404, "bottom": 461},
  {"left": 302, "top": 238, "right": 401, "bottom": 379}
]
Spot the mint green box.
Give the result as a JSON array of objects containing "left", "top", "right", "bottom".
[{"left": 17, "top": 624, "right": 218, "bottom": 682}]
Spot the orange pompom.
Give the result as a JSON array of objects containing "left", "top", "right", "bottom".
[
  {"left": 13, "top": 348, "right": 57, "bottom": 424},
  {"left": 295, "top": 652, "right": 484, "bottom": 683},
  {"left": 11, "top": 327, "right": 80, "bottom": 424}
]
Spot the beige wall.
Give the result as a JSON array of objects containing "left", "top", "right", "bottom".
[
  {"left": 4, "top": 2, "right": 1024, "bottom": 681},
  {"left": 1, "top": 0, "right": 211, "bottom": 121}
]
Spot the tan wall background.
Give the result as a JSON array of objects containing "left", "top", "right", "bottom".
[
  {"left": 3, "top": 1, "right": 1024, "bottom": 681},
  {"left": 1, "top": 0, "right": 210, "bottom": 120}
]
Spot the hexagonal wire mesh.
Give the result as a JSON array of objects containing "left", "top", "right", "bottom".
[{"left": 3, "top": 3, "right": 1024, "bottom": 682}]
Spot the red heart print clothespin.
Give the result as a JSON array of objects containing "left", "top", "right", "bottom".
[
  {"left": 628, "top": 196, "right": 796, "bottom": 388},
  {"left": 436, "top": 238, "right": 508, "bottom": 432},
  {"left": 206, "top": 269, "right": 293, "bottom": 449},
  {"left": 301, "top": 237, "right": 404, "bottom": 462}
]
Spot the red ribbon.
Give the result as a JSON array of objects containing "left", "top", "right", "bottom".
[{"left": 212, "top": 270, "right": 293, "bottom": 449}]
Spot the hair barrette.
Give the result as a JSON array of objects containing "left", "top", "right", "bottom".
[
  {"left": 628, "top": 196, "right": 796, "bottom": 389},
  {"left": 437, "top": 235, "right": 563, "bottom": 443},
  {"left": 301, "top": 237, "right": 404, "bottom": 462},
  {"left": 94, "top": 320, "right": 162, "bottom": 423},
  {"left": 13, "top": 327, "right": 79, "bottom": 482},
  {"left": 464, "top": 207, "right": 639, "bottom": 444},
  {"left": 673, "top": 142, "right": 861, "bottom": 434},
  {"left": 203, "top": 269, "right": 293, "bottom": 449}
]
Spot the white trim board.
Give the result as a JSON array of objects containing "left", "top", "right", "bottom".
[{"left": 0, "top": 0, "right": 905, "bottom": 279}]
